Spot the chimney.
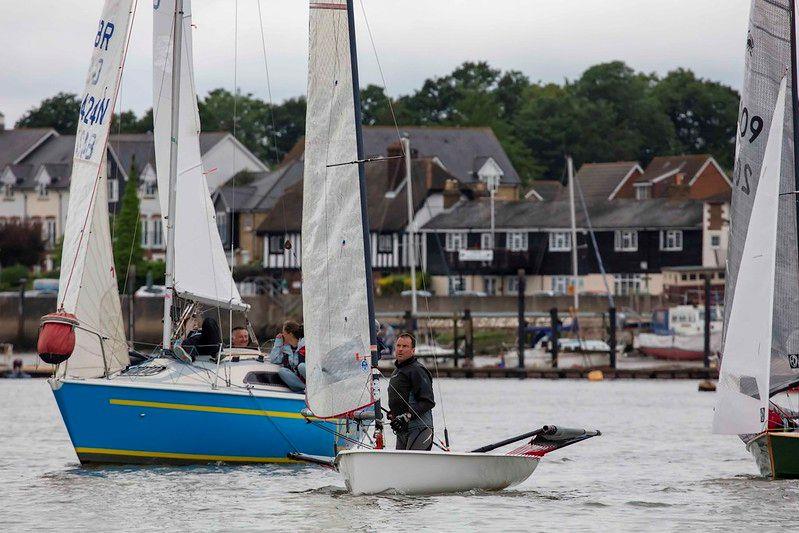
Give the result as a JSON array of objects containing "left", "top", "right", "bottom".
[{"left": 443, "top": 179, "right": 460, "bottom": 208}]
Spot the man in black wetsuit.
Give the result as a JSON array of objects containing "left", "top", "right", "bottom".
[{"left": 387, "top": 332, "right": 435, "bottom": 450}]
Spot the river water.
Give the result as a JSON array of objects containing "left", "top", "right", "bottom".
[{"left": 2, "top": 378, "right": 798, "bottom": 532}]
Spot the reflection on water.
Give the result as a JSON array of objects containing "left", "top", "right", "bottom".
[{"left": 2, "top": 379, "right": 798, "bottom": 531}]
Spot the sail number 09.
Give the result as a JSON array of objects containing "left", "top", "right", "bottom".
[{"left": 739, "top": 107, "right": 763, "bottom": 143}]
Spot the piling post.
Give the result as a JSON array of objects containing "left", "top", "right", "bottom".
[
  {"left": 17, "top": 277, "right": 27, "bottom": 346},
  {"left": 464, "top": 308, "right": 474, "bottom": 364},
  {"left": 517, "top": 268, "right": 526, "bottom": 369},
  {"left": 550, "top": 307, "right": 559, "bottom": 368},
  {"left": 703, "top": 273, "right": 711, "bottom": 369},
  {"left": 609, "top": 306, "right": 617, "bottom": 369}
]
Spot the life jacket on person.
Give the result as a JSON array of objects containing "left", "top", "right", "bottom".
[
  {"left": 37, "top": 312, "right": 79, "bottom": 365},
  {"left": 182, "top": 317, "right": 222, "bottom": 359}
]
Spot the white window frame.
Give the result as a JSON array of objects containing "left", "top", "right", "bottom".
[
  {"left": 378, "top": 234, "right": 393, "bottom": 253},
  {"left": 2, "top": 184, "right": 12, "bottom": 199},
  {"left": 481, "top": 232, "right": 494, "bottom": 250},
  {"left": 107, "top": 179, "right": 119, "bottom": 203},
  {"left": 614, "top": 230, "right": 638, "bottom": 252},
  {"left": 483, "top": 276, "right": 499, "bottom": 296},
  {"left": 269, "top": 235, "right": 284, "bottom": 255},
  {"left": 614, "top": 273, "right": 643, "bottom": 296},
  {"left": 660, "top": 230, "right": 683, "bottom": 251},
  {"left": 37, "top": 183, "right": 48, "bottom": 199},
  {"left": 45, "top": 218, "right": 57, "bottom": 248},
  {"left": 444, "top": 232, "right": 467, "bottom": 252},
  {"left": 151, "top": 217, "right": 163, "bottom": 247},
  {"left": 551, "top": 275, "right": 569, "bottom": 294},
  {"left": 548, "top": 231, "right": 571, "bottom": 252},
  {"left": 143, "top": 180, "right": 157, "bottom": 198},
  {"left": 506, "top": 276, "right": 521, "bottom": 295},
  {"left": 635, "top": 184, "right": 651, "bottom": 200},
  {"left": 447, "top": 275, "right": 465, "bottom": 295},
  {"left": 710, "top": 234, "right": 721, "bottom": 249},
  {"left": 508, "top": 231, "right": 528, "bottom": 252},
  {"left": 140, "top": 219, "right": 149, "bottom": 248}
]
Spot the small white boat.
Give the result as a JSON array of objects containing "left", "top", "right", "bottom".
[{"left": 336, "top": 450, "right": 539, "bottom": 495}]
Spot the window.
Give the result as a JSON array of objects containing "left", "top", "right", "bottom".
[
  {"left": 269, "top": 235, "right": 284, "bottom": 255},
  {"left": 37, "top": 183, "right": 48, "bottom": 199},
  {"left": 710, "top": 234, "right": 721, "bottom": 248},
  {"left": 481, "top": 232, "right": 494, "bottom": 250},
  {"left": 45, "top": 218, "right": 57, "bottom": 248},
  {"left": 143, "top": 180, "right": 157, "bottom": 198},
  {"left": 447, "top": 275, "right": 465, "bottom": 295},
  {"left": 614, "top": 274, "right": 643, "bottom": 296},
  {"left": 2, "top": 184, "right": 12, "bottom": 199},
  {"left": 548, "top": 231, "right": 571, "bottom": 252},
  {"left": 378, "top": 234, "right": 393, "bottom": 253},
  {"left": 107, "top": 179, "right": 118, "bottom": 203},
  {"left": 551, "top": 275, "right": 569, "bottom": 295},
  {"left": 151, "top": 217, "right": 163, "bottom": 247},
  {"left": 444, "top": 232, "right": 467, "bottom": 252},
  {"left": 483, "top": 276, "right": 499, "bottom": 296},
  {"left": 614, "top": 230, "right": 638, "bottom": 252},
  {"left": 660, "top": 230, "right": 683, "bottom": 251},
  {"left": 508, "top": 232, "right": 528, "bottom": 252},
  {"left": 635, "top": 185, "right": 651, "bottom": 200},
  {"left": 141, "top": 219, "right": 149, "bottom": 248}
]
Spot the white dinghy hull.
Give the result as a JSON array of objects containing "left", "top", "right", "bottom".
[{"left": 335, "top": 449, "right": 539, "bottom": 495}]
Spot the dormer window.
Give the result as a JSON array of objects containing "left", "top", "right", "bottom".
[
  {"left": 2, "top": 184, "right": 13, "bottom": 199},
  {"left": 634, "top": 183, "right": 651, "bottom": 200},
  {"left": 37, "top": 183, "right": 48, "bottom": 199},
  {"left": 143, "top": 180, "right": 157, "bottom": 198}
]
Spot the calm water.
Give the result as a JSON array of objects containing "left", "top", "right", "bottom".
[{"left": 2, "top": 378, "right": 798, "bottom": 532}]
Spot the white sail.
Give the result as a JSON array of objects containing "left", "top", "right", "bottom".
[
  {"left": 57, "top": 0, "right": 134, "bottom": 378},
  {"left": 153, "top": 0, "right": 246, "bottom": 311},
  {"left": 302, "top": 0, "right": 374, "bottom": 418},
  {"left": 713, "top": 76, "right": 787, "bottom": 435}
]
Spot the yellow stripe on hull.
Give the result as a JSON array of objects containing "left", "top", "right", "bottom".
[
  {"left": 74, "top": 446, "right": 298, "bottom": 463},
  {"left": 109, "top": 398, "right": 315, "bottom": 420}
]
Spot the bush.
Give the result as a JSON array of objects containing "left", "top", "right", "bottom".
[
  {"left": 0, "top": 264, "right": 30, "bottom": 291},
  {"left": 376, "top": 272, "right": 432, "bottom": 295}
]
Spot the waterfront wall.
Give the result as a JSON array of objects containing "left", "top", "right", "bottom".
[{"left": 0, "top": 293, "right": 662, "bottom": 349}]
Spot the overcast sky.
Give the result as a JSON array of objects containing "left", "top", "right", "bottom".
[{"left": 1, "top": 0, "right": 749, "bottom": 125}]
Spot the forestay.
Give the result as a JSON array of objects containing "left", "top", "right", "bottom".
[
  {"left": 723, "top": 0, "right": 799, "bottom": 398},
  {"left": 714, "top": 77, "right": 786, "bottom": 435},
  {"left": 57, "top": 0, "right": 134, "bottom": 378},
  {"left": 302, "top": 0, "right": 374, "bottom": 418},
  {"left": 153, "top": 0, "right": 246, "bottom": 311}
]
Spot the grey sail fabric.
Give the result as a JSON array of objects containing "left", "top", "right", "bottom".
[
  {"left": 302, "top": 0, "right": 374, "bottom": 418},
  {"left": 724, "top": 0, "right": 799, "bottom": 395}
]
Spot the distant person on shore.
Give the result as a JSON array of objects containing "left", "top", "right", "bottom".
[
  {"left": 7, "top": 359, "right": 31, "bottom": 379},
  {"left": 270, "top": 320, "right": 306, "bottom": 393},
  {"left": 387, "top": 332, "right": 435, "bottom": 450},
  {"left": 231, "top": 326, "right": 251, "bottom": 348}
]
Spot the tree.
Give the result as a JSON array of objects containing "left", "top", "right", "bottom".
[
  {"left": 111, "top": 109, "right": 153, "bottom": 133},
  {"left": 112, "top": 160, "right": 144, "bottom": 291},
  {"left": 15, "top": 92, "right": 81, "bottom": 133},
  {"left": 0, "top": 221, "right": 45, "bottom": 268},
  {"left": 652, "top": 68, "right": 739, "bottom": 169}
]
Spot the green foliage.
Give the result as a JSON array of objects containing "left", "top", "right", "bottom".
[
  {"left": 0, "top": 264, "right": 30, "bottom": 290},
  {"left": 138, "top": 260, "right": 166, "bottom": 286},
  {"left": 0, "top": 220, "right": 45, "bottom": 268},
  {"left": 52, "top": 235, "right": 64, "bottom": 269},
  {"left": 112, "top": 109, "right": 153, "bottom": 133},
  {"left": 112, "top": 160, "right": 144, "bottom": 291},
  {"left": 15, "top": 92, "right": 81, "bottom": 134},
  {"left": 376, "top": 273, "right": 431, "bottom": 295}
]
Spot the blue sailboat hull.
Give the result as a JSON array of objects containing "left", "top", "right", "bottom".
[{"left": 51, "top": 380, "right": 337, "bottom": 464}]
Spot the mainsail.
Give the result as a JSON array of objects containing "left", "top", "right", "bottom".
[
  {"left": 722, "top": 0, "right": 799, "bottom": 399},
  {"left": 56, "top": 0, "right": 134, "bottom": 377},
  {"left": 153, "top": 0, "right": 246, "bottom": 311},
  {"left": 714, "top": 77, "right": 786, "bottom": 434},
  {"left": 302, "top": 0, "right": 374, "bottom": 418}
]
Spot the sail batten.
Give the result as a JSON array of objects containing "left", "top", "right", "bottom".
[
  {"left": 302, "top": 0, "right": 374, "bottom": 418},
  {"left": 153, "top": 0, "right": 245, "bottom": 312},
  {"left": 57, "top": 0, "right": 134, "bottom": 378}
]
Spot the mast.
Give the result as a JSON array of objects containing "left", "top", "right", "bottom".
[
  {"left": 345, "top": 0, "right": 383, "bottom": 447},
  {"left": 162, "top": 0, "right": 184, "bottom": 350},
  {"left": 403, "top": 136, "right": 418, "bottom": 317},
  {"left": 567, "top": 156, "right": 579, "bottom": 311},
  {"left": 790, "top": 1, "right": 799, "bottom": 243}
]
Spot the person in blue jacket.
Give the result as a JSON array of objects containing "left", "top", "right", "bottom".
[{"left": 270, "top": 320, "right": 306, "bottom": 392}]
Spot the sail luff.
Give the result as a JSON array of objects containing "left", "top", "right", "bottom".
[
  {"left": 57, "top": 0, "right": 135, "bottom": 377},
  {"left": 344, "top": 0, "right": 383, "bottom": 438}
]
